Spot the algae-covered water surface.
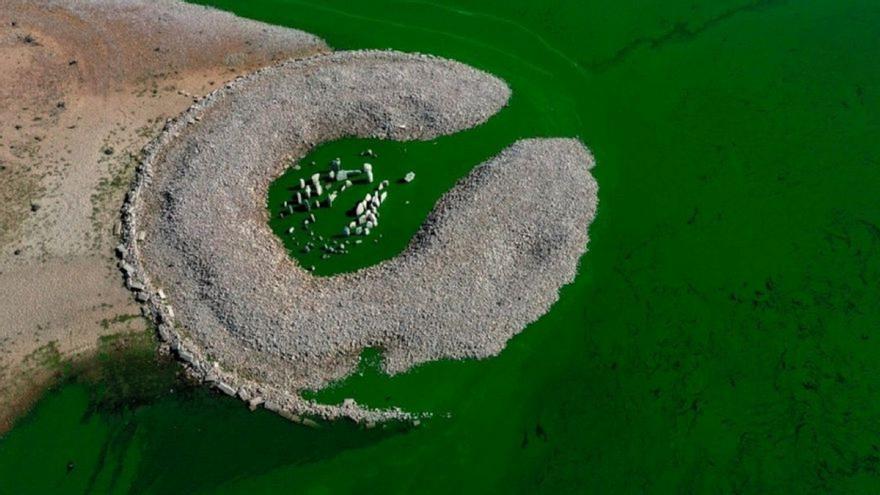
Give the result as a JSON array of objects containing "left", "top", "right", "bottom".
[{"left": 3, "top": 0, "right": 880, "bottom": 493}]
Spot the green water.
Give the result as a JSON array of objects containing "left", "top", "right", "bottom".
[{"left": 3, "top": 0, "right": 880, "bottom": 493}]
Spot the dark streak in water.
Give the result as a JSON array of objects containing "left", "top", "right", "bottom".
[{"left": 586, "top": 0, "right": 787, "bottom": 72}]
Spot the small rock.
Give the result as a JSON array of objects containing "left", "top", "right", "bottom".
[
  {"left": 216, "top": 382, "right": 237, "bottom": 396},
  {"left": 403, "top": 171, "right": 416, "bottom": 183}
]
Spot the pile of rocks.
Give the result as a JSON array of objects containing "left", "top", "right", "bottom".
[{"left": 121, "top": 50, "right": 598, "bottom": 423}]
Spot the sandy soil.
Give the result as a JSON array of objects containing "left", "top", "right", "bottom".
[{"left": 0, "top": 0, "right": 328, "bottom": 433}]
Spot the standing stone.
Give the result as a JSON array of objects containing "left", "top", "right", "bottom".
[
  {"left": 403, "top": 171, "right": 416, "bottom": 183},
  {"left": 363, "top": 163, "right": 374, "bottom": 183},
  {"left": 311, "top": 173, "right": 322, "bottom": 196}
]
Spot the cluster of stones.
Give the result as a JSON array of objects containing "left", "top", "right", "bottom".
[
  {"left": 121, "top": 50, "right": 598, "bottom": 423},
  {"left": 276, "top": 151, "right": 416, "bottom": 263},
  {"left": 345, "top": 179, "right": 389, "bottom": 237}
]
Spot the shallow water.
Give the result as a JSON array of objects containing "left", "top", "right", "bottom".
[{"left": 2, "top": 0, "right": 880, "bottom": 493}]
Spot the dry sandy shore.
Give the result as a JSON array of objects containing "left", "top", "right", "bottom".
[
  {"left": 0, "top": 0, "right": 328, "bottom": 432},
  {"left": 125, "top": 50, "right": 598, "bottom": 422}
]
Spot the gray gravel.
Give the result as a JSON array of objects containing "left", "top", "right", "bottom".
[{"left": 121, "top": 50, "right": 598, "bottom": 423}]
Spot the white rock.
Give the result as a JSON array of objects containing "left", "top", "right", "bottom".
[
  {"left": 216, "top": 382, "right": 237, "bottom": 396},
  {"left": 403, "top": 171, "right": 416, "bottom": 183}
]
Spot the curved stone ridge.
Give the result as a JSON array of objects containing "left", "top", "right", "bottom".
[{"left": 121, "top": 50, "right": 598, "bottom": 422}]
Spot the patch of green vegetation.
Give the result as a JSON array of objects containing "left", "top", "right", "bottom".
[
  {"left": 98, "top": 313, "right": 142, "bottom": 330},
  {"left": 89, "top": 150, "right": 138, "bottom": 248},
  {"left": 23, "top": 341, "right": 63, "bottom": 372}
]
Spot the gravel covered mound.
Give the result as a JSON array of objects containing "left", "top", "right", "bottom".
[{"left": 122, "top": 50, "right": 598, "bottom": 422}]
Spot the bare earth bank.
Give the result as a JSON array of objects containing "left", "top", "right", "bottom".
[{"left": 0, "top": 0, "right": 328, "bottom": 433}]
